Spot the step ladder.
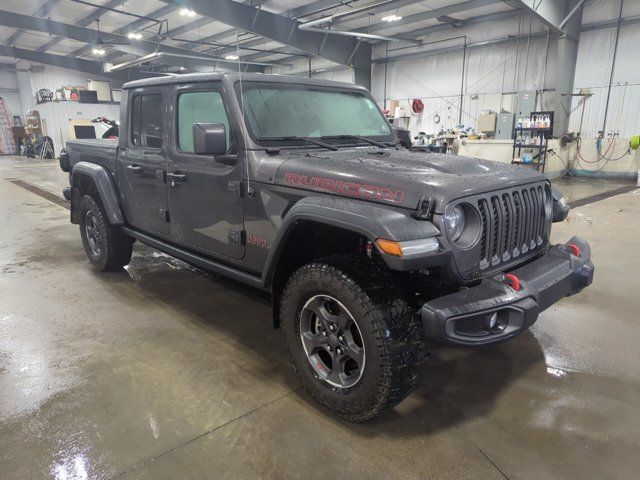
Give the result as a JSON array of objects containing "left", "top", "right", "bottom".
[{"left": 0, "top": 97, "right": 16, "bottom": 155}]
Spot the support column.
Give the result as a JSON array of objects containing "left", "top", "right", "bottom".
[
  {"left": 352, "top": 43, "right": 372, "bottom": 91},
  {"left": 549, "top": 1, "right": 583, "bottom": 136}
]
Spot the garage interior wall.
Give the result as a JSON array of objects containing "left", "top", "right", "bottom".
[
  {"left": 1, "top": 0, "right": 638, "bottom": 178},
  {"left": 271, "top": 0, "right": 638, "bottom": 178},
  {"left": 567, "top": 0, "right": 640, "bottom": 176},
  {"left": 0, "top": 66, "right": 23, "bottom": 119},
  {"left": 13, "top": 62, "right": 122, "bottom": 154}
]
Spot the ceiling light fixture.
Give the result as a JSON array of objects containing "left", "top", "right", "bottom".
[
  {"left": 92, "top": 47, "right": 106, "bottom": 55},
  {"left": 179, "top": 8, "right": 196, "bottom": 17},
  {"left": 127, "top": 32, "right": 143, "bottom": 40},
  {"left": 162, "top": 52, "right": 290, "bottom": 67},
  {"left": 107, "top": 51, "right": 166, "bottom": 71},
  {"left": 382, "top": 14, "right": 402, "bottom": 22},
  {"left": 225, "top": 54, "right": 239, "bottom": 60}
]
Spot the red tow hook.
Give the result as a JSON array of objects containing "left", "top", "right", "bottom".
[
  {"left": 567, "top": 243, "right": 581, "bottom": 257},
  {"left": 504, "top": 273, "right": 521, "bottom": 291}
]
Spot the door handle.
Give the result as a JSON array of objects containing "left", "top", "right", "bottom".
[
  {"left": 127, "top": 165, "right": 142, "bottom": 174},
  {"left": 167, "top": 172, "right": 187, "bottom": 186}
]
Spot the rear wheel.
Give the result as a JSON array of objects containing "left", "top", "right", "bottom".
[
  {"left": 281, "top": 256, "right": 425, "bottom": 422},
  {"left": 79, "top": 194, "right": 132, "bottom": 271}
]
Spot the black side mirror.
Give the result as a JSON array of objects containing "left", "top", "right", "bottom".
[{"left": 193, "top": 122, "right": 227, "bottom": 156}]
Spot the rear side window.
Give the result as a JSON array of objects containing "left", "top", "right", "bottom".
[
  {"left": 177, "top": 91, "right": 230, "bottom": 153},
  {"left": 130, "top": 94, "right": 164, "bottom": 148},
  {"left": 131, "top": 96, "right": 141, "bottom": 146}
]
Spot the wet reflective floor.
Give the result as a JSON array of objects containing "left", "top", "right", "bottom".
[{"left": 1, "top": 156, "right": 639, "bottom": 479}]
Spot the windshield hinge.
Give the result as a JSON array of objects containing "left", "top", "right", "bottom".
[
  {"left": 413, "top": 196, "right": 435, "bottom": 221},
  {"left": 228, "top": 180, "right": 243, "bottom": 198},
  {"left": 229, "top": 229, "right": 246, "bottom": 245}
]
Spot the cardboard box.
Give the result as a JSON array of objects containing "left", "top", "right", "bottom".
[{"left": 388, "top": 99, "right": 399, "bottom": 117}]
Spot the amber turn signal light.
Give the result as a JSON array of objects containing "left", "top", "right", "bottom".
[{"left": 376, "top": 239, "right": 403, "bottom": 257}]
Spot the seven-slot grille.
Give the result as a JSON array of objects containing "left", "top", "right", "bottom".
[{"left": 477, "top": 183, "right": 550, "bottom": 270}]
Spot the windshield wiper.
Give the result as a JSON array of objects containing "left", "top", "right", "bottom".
[
  {"left": 320, "top": 135, "right": 388, "bottom": 148},
  {"left": 260, "top": 136, "right": 338, "bottom": 151}
]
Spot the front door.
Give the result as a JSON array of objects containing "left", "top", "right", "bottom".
[
  {"left": 117, "top": 87, "right": 169, "bottom": 234},
  {"left": 166, "top": 83, "right": 244, "bottom": 259}
]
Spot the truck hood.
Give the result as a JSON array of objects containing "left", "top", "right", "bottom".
[{"left": 274, "top": 148, "right": 545, "bottom": 212}]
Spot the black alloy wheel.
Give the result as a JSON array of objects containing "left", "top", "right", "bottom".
[
  {"left": 299, "top": 294, "right": 365, "bottom": 388},
  {"left": 84, "top": 210, "right": 102, "bottom": 257}
]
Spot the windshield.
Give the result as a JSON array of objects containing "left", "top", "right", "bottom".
[{"left": 237, "top": 82, "right": 393, "bottom": 145}]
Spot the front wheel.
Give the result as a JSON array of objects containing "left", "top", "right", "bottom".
[
  {"left": 281, "top": 257, "right": 425, "bottom": 422},
  {"left": 79, "top": 194, "right": 133, "bottom": 271}
]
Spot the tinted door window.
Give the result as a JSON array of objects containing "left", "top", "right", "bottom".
[
  {"left": 131, "top": 95, "right": 141, "bottom": 146},
  {"left": 130, "top": 94, "right": 164, "bottom": 148},
  {"left": 177, "top": 91, "right": 230, "bottom": 153}
]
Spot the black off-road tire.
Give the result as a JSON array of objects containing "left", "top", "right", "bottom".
[
  {"left": 79, "top": 194, "right": 133, "bottom": 271},
  {"left": 281, "top": 256, "right": 425, "bottom": 422}
]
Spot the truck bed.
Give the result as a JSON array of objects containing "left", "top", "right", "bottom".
[{"left": 66, "top": 138, "right": 118, "bottom": 174}]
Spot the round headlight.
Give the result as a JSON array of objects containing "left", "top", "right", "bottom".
[{"left": 445, "top": 205, "right": 466, "bottom": 241}]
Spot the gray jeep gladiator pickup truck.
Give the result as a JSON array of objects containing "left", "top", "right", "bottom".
[{"left": 59, "top": 73, "right": 594, "bottom": 421}]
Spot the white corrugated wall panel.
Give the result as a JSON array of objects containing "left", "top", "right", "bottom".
[
  {"left": 36, "top": 102, "right": 121, "bottom": 155},
  {"left": 0, "top": 70, "right": 22, "bottom": 117}
]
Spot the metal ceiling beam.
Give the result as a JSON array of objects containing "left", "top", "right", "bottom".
[
  {"left": 267, "top": 9, "right": 522, "bottom": 66},
  {"left": 0, "top": 44, "right": 160, "bottom": 82},
  {"left": 260, "top": 8, "right": 519, "bottom": 65},
  {"left": 286, "top": 0, "right": 355, "bottom": 19},
  {"left": 87, "top": 4, "right": 179, "bottom": 61},
  {"left": 160, "top": 0, "right": 372, "bottom": 88},
  {"left": 3, "top": 0, "right": 60, "bottom": 45},
  {"left": 581, "top": 14, "right": 640, "bottom": 32},
  {"left": 247, "top": 0, "right": 508, "bottom": 63},
  {"left": 233, "top": 43, "right": 304, "bottom": 63},
  {"left": 0, "top": 9, "right": 149, "bottom": 57},
  {"left": 195, "top": 0, "right": 350, "bottom": 59},
  {"left": 203, "top": 35, "right": 308, "bottom": 61},
  {"left": 37, "top": 0, "right": 125, "bottom": 53},
  {"left": 99, "top": 14, "right": 210, "bottom": 62},
  {"left": 164, "top": 17, "right": 212, "bottom": 38},
  {"left": 349, "top": 0, "right": 503, "bottom": 32},
  {"left": 0, "top": 10, "right": 258, "bottom": 73},
  {"left": 370, "top": 29, "right": 554, "bottom": 65},
  {"left": 176, "top": 0, "right": 348, "bottom": 53},
  {"left": 509, "top": 0, "right": 570, "bottom": 34},
  {"left": 399, "top": 9, "right": 522, "bottom": 39},
  {"left": 114, "top": 4, "right": 177, "bottom": 34},
  {"left": 328, "top": 0, "right": 428, "bottom": 26},
  {"left": 175, "top": 0, "right": 269, "bottom": 51}
]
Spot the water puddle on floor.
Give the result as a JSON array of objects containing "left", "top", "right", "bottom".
[
  {"left": 123, "top": 249, "right": 205, "bottom": 282},
  {"left": 565, "top": 211, "right": 596, "bottom": 227}
]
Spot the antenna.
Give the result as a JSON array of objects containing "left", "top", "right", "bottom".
[{"left": 235, "top": 29, "right": 251, "bottom": 192}]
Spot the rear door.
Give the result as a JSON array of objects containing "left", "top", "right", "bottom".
[
  {"left": 166, "top": 82, "right": 244, "bottom": 259},
  {"left": 117, "top": 86, "right": 169, "bottom": 234}
]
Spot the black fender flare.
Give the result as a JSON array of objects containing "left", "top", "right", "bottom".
[
  {"left": 71, "top": 162, "right": 124, "bottom": 225},
  {"left": 262, "top": 195, "right": 443, "bottom": 288}
]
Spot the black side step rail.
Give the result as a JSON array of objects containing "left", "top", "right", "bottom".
[{"left": 122, "top": 227, "right": 267, "bottom": 292}]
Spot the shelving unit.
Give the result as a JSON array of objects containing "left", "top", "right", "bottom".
[
  {"left": 511, "top": 111, "right": 553, "bottom": 172},
  {"left": 25, "top": 110, "right": 43, "bottom": 137}
]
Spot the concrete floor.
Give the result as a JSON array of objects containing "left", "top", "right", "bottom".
[{"left": 1, "top": 155, "right": 639, "bottom": 480}]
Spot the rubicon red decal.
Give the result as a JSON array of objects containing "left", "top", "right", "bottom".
[{"left": 284, "top": 173, "right": 405, "bottom": 203}]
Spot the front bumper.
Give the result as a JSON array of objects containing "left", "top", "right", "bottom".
[{"left": 421, "top": 236, "right": 594, "bottom": 346}]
